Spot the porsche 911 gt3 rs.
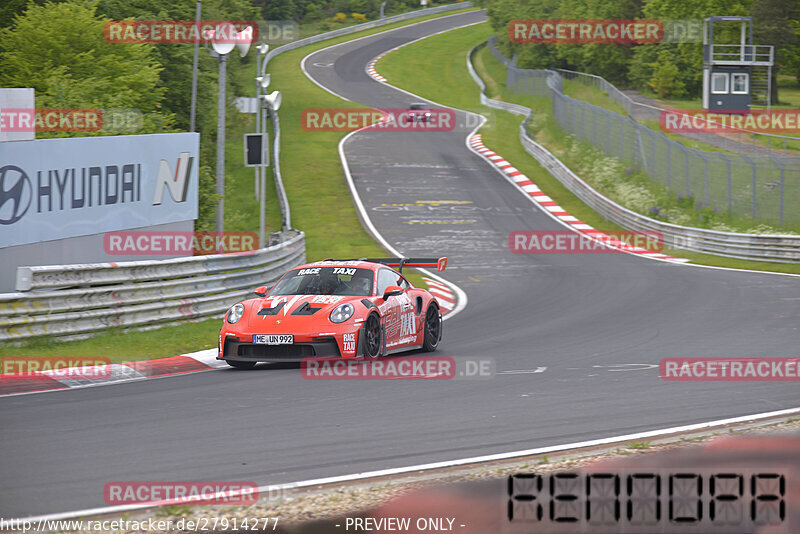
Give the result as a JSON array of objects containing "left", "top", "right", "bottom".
[{"left": 217, "top": 257, "right": 447, "bottom": 369}]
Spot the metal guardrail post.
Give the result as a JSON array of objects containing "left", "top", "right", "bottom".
[
  {"left": 666, "top": 135, "right": 671, "bottom": 191},
  {"left": 770, "top": 155, "right": 785, "bottom": 225},
  {"left": 719, "top": 153, "right": 732, "bottom": 212},
  {"left": 702, "top": 152, "right": 710, "bottom": 207},
  {"left": 739, "top": 153, "right": 757, "bottom": 219},
  {"left": 684, "top": 146, "right": 690, "bottom": 198}
]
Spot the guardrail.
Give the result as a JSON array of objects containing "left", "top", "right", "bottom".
[
  {"left": 270, "top": 107, "right": 291, "bottom": 231},
  {"left": 0, "top": 231, "right": 305, "bottom": 341},
  {"left": 467, "top": 42, "right": 800, "bottom": 263}
]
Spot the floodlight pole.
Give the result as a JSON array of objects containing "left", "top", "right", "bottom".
[
  {"left": 259, "top": 102, "right": 267, "bottom": 248},
  {"left": 257, "top": 54, "right": 266, "bottom": 248},
  {"left": 254, "top": 46, "right": 270, "bottom": 248},
  {"left": 215, "top": 53, "right": 227, "bottom": 233},
  {"left": 189, "top": 0, "right": 201, "bottom": 132}
]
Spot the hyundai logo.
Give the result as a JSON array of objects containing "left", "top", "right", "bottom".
[{"left": 0, "top": 165, "right": 32, "bottom": 225}]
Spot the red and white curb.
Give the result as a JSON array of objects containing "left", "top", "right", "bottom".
[
  {"left": 423, "top": 277, "right": 455, "bottom": 315},
  {"left": 468, "top": 134, "right": 689, "bottom": 263},
  {"left": 366, "top": 54, "right": 388, "bottom": 83},
  {"left": 0, "top": 349, "right": 223, "bottom": 397}
]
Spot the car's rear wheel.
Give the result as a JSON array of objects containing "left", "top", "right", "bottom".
[
  {"left": 364, "top": 313, "right": 382, "bottom": 359},
  {"left": 226, "top": 360, "right": 256, "bottom": 370},
  {"left": 422, "top": 303, "right": 441, "bottom": 352}
]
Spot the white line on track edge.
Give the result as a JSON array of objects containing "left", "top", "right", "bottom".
[{"left": 14, "top": 405, "right": 800, "bottom": 524}]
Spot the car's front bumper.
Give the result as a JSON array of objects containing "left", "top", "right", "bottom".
[{"left": 217, "top": 327, "right": 366, "bottom": 363}]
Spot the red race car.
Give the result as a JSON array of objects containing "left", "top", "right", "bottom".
[{"left": 217, "top": 257, "right": 447, "bottom": 369}]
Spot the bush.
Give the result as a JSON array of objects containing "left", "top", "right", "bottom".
[
  {"left": 304, "top": 3, "right": 323, "bottom": 20},
  {"left": 351, "top": 12, "right": 367, "bottom": 22},
  {"left": 648, "top": 51, "right": 686, "bottom": 98},
  {"left": 329, "top": 12, "right": 347, "bottom": 22}
]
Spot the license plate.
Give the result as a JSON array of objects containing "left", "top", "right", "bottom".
[{"left": 252, "top": 334, "right": 293, "bottom": 345}]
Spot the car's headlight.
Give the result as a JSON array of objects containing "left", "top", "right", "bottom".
[
  {"left": 330, "top": 303, "right": 355, "bottom": 323},
  {"left": 226, "top": 303, "right": 245, "bottom": 324}
]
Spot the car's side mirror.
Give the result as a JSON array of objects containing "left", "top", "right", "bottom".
[
  {"left": 382, "top": 285, "right": 403, "bottom": 301},
  {"left": 254, "top": 285, "right": 269, "bottom": 297}
]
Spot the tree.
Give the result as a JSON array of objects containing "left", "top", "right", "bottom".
[
  {"left": 552, "top": 0, "right": 644, "bottom": 83},
  {"left": 258, "top": 0, "right": 299, "bottom": 20},
  {"left": 0, "top": 0, "right": 173, "bottom": 135},
  {"left": 649, "top": 49, "right": 687, "bottom": 97},
  {"left": 486, "top": 0, "right": 562, "bottom": 69},
  {"left": 629, "top": 0, "right": 751, "bottom": 97},
  {"left": 95, "top": 0, "right": 257, "bottom": 133},
  {"left": 751, "top": 0, "right": 800, "bottom": 102}
]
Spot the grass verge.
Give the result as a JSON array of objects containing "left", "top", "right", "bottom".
[
  {"left": 377, "top": 23, "right": 800, "bottom": 274},
  {"left": 0, "top": 8, "right": 479, "bottom": 364}
]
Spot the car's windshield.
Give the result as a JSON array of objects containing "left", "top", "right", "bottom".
[
  {"left": 409, "top": 103, "right": 427, "bottom": 110},
  {"left": 270, "top": 267, "right": 374, "bottom": 296}
]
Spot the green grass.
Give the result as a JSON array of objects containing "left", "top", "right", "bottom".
[
  {"left": 0, "top": 8, "right": 479, "bottom": 365},
  {"left": 0, "top": 321, "right": 221, "bottom": 362},
  {"left": 562, "top": 79, "right": 627, "bottom": 115},
  {"left": 776, "top": 74, "right": 800, "bottom": 107},
  {"left": 377, "top": 24, "right": 800, "bottom": 275}
]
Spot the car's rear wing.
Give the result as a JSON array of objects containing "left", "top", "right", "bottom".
[{"left": 349, "top": 257, "right": 447, "bottom": 272}]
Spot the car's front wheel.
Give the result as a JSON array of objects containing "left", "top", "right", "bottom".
[
  {"left": 422, "top": 303, "right": 441, "bottom": 352},
  {"left": 363, "top": 313, "right": 382, "bottom": 359},
  {"left": 226, "top": 360, "right": 256, "bottom": 370}
]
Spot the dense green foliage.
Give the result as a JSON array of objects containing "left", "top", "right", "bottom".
[
  {"left": 0, "top": 0, "right": 256, "bottom": 230},
  {"left": 0, "top": 1, "right": 172, "bottom": 132},
  {"left": 483, "top": 0, "right": 800, "bottom": 98},
  {"left": 253, "top": 0, "right": 457, "bottom": 22}
]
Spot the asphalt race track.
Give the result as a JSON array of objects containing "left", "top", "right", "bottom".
[{"left": 1, "top": 10, "right": 798, "bottom": 519}]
